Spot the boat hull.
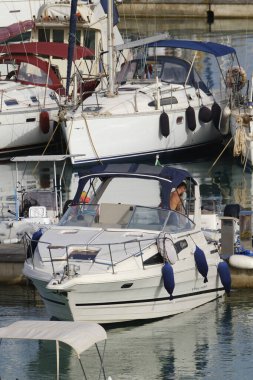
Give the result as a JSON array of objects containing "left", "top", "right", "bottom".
[
  {"left": 26, "top": 262, "right": 224, "bottom": 323},
  {"left": 62, "top": 109, "right": 222, "bottom": 166}
]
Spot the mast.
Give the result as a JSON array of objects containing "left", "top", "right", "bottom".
[
  {"left": 107, "top": 0, "right": 115, "bottom": 96},
  {"left": 66, "top": 0, "right": 78, "bottom": 98}
]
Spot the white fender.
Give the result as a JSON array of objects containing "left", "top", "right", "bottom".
[{"left": 229, "top": 254, "right": 253, "bottom": 269}]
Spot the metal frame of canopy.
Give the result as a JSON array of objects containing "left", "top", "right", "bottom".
[
  {"left": 115, "top": 36, "right": 239, "bottom": 90},
  {"left": 0, "top": 320, "right": 108, "bottom": 380}
]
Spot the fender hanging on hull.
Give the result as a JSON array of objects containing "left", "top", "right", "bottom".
[
  {"left": 160, "top": 111, "right": 170, "bottom": 137},
  {"left": 162, "top": 262, "right": 175, "bottom": 300},
  {"left": 194, "top": 246, "right": 208, "bottom": 283},
  {"left": 218, "top": 261, "right": 231, "bottom": 296},
  {"left": 39, "top": 110, "right": 50, "bottom": 134},
  {"left": 186, "top": 105, "right": 196, "bottom": 131},
  {"left": 211, "top": 102, "right": 222, "bottom": 129},
  {"left": 199, "top": 106, "right": 212, "bottom": 123}
]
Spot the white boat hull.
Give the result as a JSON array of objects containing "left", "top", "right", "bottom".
[
  {"left": 0, "top": 110, "right": 56, "bottom": 153},
  {"left": 63, "top": 109, "right": 221, "bottom": 165},
  {"left": 0, "top": 82, "right": 58, "bottom": 154},
  {"left": 25, "top": 259, "right": 224, "bottom": 323}
]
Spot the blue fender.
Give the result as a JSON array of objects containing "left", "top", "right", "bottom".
[
  {"left": 194, "top": 246, "right": 208, "bottom": 283},
  {"left": 162, "top": 262, "right": 175, "bottom": 300},
  {"left": 27, "top": 228, "right": 43, "bottom": 258},
  {"left": 218, "top": 261, "right": 231, "bottom": 296}
]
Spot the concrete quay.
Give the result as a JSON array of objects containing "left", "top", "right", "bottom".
[
  {"left": 0, "top": 243, "right": 252, "bottom": 289},
  {"left": 0, "top": 243, "right": 26, "bottom": 285},
  {"left": 118, "top": 1, "right": 253, "bottom": 19}
]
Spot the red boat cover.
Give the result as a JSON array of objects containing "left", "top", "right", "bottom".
[
  {"left": 0, "top": 42, "right": 94, "bottom": 60},
  {"left": 0, "top": 54, "right": 63, "bottom": 92}
]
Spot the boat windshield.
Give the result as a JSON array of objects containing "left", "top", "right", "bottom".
[
  {"left": 17, "top": 62, "right": 53, "bottom": 86},
  {"left": 116, "top": 56, "right": 195, "bottom": 84},
  {"left": 116, "top": 55, "right": 211, "bottom": 93},
  {"left": 58, "top": 204, "right": 99, "bottom": 227},
  {"left": 59, "top": 203, "right": 195, "bottom": 233},
  {"left": 127, "top": 206, "right": 195, "bottom": 232}
]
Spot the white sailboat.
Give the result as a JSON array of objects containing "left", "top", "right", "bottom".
[
  {"left": 0, "top": 1, "right": 125, "bottom": 156},
  {"left": 0, "top": 20, "right": 60, "bottom": 155},
  {"left": 23, "top": 163, "right": 231, "bottom": 323},
  {"left": 59, "top": 1, "right": 239, "bottom": 166}
]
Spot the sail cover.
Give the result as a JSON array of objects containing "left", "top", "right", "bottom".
[
  {"left": 0, "top": 20, "right": 34, "bottom": 43},
  {"left": 0, "top": 42, "right": 94, "bottom": 60}
]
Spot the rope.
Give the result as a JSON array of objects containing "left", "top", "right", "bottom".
[
  {"left": 32, "top": 120, "right": 61, "bottom": 175},
  {"left": 233, "top": 117, "right": 247, "bottom": 158},
  {"left": 208, "top": 135, "right": 233, "bottom": 174},
  {"left": 81, "top": 112, "right": 103, "bottom": 164},
  {"left": 62, "top": 113, "right": 74, "bottom": 156}
]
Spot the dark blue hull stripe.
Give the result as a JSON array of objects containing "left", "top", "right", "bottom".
[
  {"left": 75, "top": 287, "right": 224, "bottom": 307},
  {"left": 40, "top": 287, "right": 224, "bottom": 307},
  {"left": 73, "top": 140, "right": 222, "bottom": 165}
]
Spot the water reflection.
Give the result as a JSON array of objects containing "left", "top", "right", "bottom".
[
  {"left": 104, "top": 298, "right": 225, "bottom": 380},
  {"left": 1, "top": 286, "right": 253, "bottom": 379},
  {"left": 119, "top": 17, "right": 253, "bottom": 37}
]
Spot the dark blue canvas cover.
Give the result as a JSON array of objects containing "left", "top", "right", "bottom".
[
  {"left": 73, "top": 164, "right": 195, "bottom": 209},
  {"left": 147, "top": 39, "right": 235, "bottom": 57}
]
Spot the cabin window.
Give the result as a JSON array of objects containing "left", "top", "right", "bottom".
[
  {"left": 4, "top": 99, "right": 18, "bottom": 106},
  {"left": 76, "top": 30, "right": 81, "bottom": 46},
  {"left": 38, "top": 28, "right": 50, "bottom": 42},
  {"left": 83, "top": 29, "right": 95, "bottom": 49},
  {"left": 143, "top": 253, "right": 163, "bottom": 265},
  {"left": 174, "top": 240, "right": 188, "bottom": 254},
  {"left": 53, "top": 29, "right": 64, "bottom": 43},
  {"left": 30, "top": 96, "right": 38, "bottom": 103},
  {"left": 148, "top": 97, "right": 178, "bottom": 107}
]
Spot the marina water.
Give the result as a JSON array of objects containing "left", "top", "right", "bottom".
[
  {"left": 1, "top": 285, "right": 253, "bottom": 379},
  {"left": 1, "top": 19, "right": 253, "bottom": 380},
  {"left": 0, "top": 148, "right": 253, "bottom": 379}
]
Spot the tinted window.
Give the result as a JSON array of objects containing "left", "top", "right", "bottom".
[
  {"left": 4, "top": 99, "right": 18, "bottom": 106},
  {"left": 53, "top": 29, "right": 64, "bottom": 43},
  {"left": 38, "top": 28, "right": 50, "bottom": 42}
]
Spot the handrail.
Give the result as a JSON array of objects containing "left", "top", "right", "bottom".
[{"left": 24, "top": 234, "right": 161, "bottom": 277}]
